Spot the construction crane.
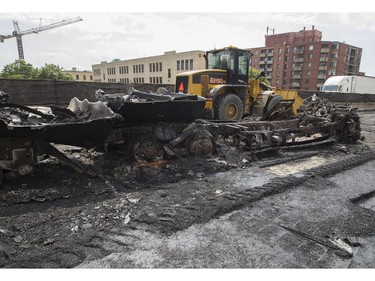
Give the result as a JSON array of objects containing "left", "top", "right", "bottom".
[{"left": 0, "top": 17, "right": 83, "bottom": 60}]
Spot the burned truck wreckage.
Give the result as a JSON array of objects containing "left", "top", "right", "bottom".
[{"left": 0, "top": 88, "right": 361, "bottom": 184}]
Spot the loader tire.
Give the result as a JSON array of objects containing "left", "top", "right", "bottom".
[
  {"left": 265, "top": 95, "right": 283, "bottom": 113},
  {"left": 217, "top": 94, "right": 243, "bottom": 121}
]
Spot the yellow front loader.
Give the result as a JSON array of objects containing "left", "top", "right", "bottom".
[{"left": 175, "top": 46, "right": 303, "bottom": 121}]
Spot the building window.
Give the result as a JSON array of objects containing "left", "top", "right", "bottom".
[
  {"left": 308, "top": 62, "right": 312, "bottom": 68},
  {"left": 76, "top": 75, "right": 79, "bottom": 80},
  {"left": 329, "top": 70, "right": 336, "bottom": 75},
  {"left": 190, "top": 59, "right": 193, "bottom": 70},
  {"left": 159, "top": 62, "right": 162, "bottom": 72},
  {"left": 168, "top": 68, "right": 171, "bottom": 78},
  {"left": 309, "top": 45, "right": 313, "bottom": 51},
  {"left": 142, "top": 64, "right": 144, "bottom": 73},
  {"left": 83, "top": 75, "right": 86, "bottom": 80},
  {"left": 330, "top": 53, "right": 338, "bottom": 59},
  {"left": 160, "top": 77, "right": 162, "bottom": 84},
  {"left": 150, "top": 63, "right": 152, "bottom": 72},
  {"left": 185, "top": 59, "right": 189, "bottom": 70},
  {"left": 181, "top": 60, "right": 184, "bottom": 70},
  {"left": 150, "top": 77, "right": 152, "bottom": 83},
  {"left": 308, "top": 54, "right": 313, "bottom": 59},
  {"left": 90, "top": 76, "right": 93, "bottom": 81},
  {"left": 107, "top": 67, "right": 116, "bottom": 75},
  {"left": 156, "top": 77, "right": 159, "bottom": 84},
  {"left": 153, "top": 63, "right": 156, "bottom": 72},
  {"left": 177, "top": 61, "right": 180, "bottom": 71}
]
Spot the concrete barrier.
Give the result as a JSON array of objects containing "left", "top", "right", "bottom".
[{"left": 0, "top": 79, "right": 174, "bottom": 106}]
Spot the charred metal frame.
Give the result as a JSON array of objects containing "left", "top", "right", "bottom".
[{"left": 0, "top": 91, "right": 362, "bottom": 182}]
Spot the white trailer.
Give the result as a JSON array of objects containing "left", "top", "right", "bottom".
[{"left": 322, "top": 76, "right": 375, "bottom": 94}]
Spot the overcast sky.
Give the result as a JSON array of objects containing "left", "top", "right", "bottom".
[{"left": 1, "top": 1, "right": 375, "bottom": 76}]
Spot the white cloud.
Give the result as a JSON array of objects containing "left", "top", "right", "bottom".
[{"left": 1, "top": 12, "right": 375, "bottom": 76}]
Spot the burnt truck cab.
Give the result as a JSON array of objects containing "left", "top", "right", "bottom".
[{"left": 175, "top": 46, "right": 253, "bottom": 120}]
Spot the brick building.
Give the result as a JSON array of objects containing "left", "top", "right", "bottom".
[{"left": 249, "top": 26, "right": 362, "bottom": 90}]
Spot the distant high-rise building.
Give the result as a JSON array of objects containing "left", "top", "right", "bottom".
[{"left": 249, "top": 26, "right": 362, "bottom": 90}]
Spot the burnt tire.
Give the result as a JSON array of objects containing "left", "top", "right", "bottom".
[
  {"left": 185, "top": 130, "right": 216, "bottom": 157},
  {"left": 133, "top": 136, "right": 164, "bottom": 162},
  {"left": 217, "top": 94, "right": 244, "bottom": 121},
  {"left": 333, "top": 111, "right": 361, "bottom": 144},
  {"left": 0, "top": 168, "right": 3, "bottom": 187}
]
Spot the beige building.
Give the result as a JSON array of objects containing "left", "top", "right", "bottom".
[
  {"left": 65, "top": 68, "right": 94, "bottom": 82},
  {"left": 91, "top": 50, "right": 206, "bottom": 84}
]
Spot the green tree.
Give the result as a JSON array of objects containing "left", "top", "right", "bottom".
[
  {"left": 0, "top": 60, "right": 73, "bottom": 80},
  {"left": 35, "top": 64, "right": 73, "bottom": 80},
  {"left": 0, "top": 60, "right": 37, "bottom": 79},
  {"left": 248, "top": 67, "right": 270, "bottom": 85}
]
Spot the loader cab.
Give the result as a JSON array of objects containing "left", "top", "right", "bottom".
[{"left": 206, "top": 47, "right": 250, "bottom": 85}]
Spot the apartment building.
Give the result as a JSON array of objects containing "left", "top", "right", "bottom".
[
  {"left": 249, "top": 26, "right": 362, "bottom": 90},
  {"left": 92, "top": 50, "right": 206, "bottom": 84},
  {"left": 64, "top": 68, "right": 94, "bottom": 82}
]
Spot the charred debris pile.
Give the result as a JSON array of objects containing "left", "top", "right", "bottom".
[{"left": 0, "top": 88, "right": 362, "bottom": 184}]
